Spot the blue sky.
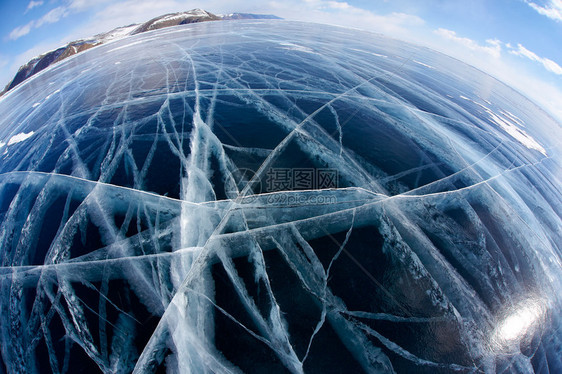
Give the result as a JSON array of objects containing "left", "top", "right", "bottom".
[{"left": 0, "top": 0, "right": 561, "bottom": 120}]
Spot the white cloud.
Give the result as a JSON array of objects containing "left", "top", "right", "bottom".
[
  {"left": 264, "top": 0, "right": 425, "bottom": 39},
  {"left": 434, "top": 28, "right": 502, "bottom": 58},
  {"left": 93, "top": 0, "right": 184, "bottom": 24},
  {"left": 8, "top": 7, "right": 69, "bottom": 41},
  {"left": 509, "top": 43, "right": 562, "bottom": 75},
  {"left": 525, "top": 0, "right": 562, "bottom": 22},
  {"left": 326, "top": 1, "right": 351, "bottom": 9},
  {"left": 68, "top": 0, "right": 94, "bottom": 11},
  {"left": 35, "top": 7, "right": 69, "bottom": 28},
  {"left": 7, "top": 131, "right": 34, "bottom": 145},
  {"left": 8, "top": 0, "right": 106, "bottom": 41},
  {"left": 9, "top": 22, "right": 34, "bottom": 40},
  {"left": 25, "top": 1, "right": 44, "bottom": 13}
]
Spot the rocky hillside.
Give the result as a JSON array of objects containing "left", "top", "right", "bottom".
[
  {"left": 1, "top": 9, "right": 281, "bottom": 95},
  {"left": 130, "top": 8, "right": 221, "bottom": 34}
]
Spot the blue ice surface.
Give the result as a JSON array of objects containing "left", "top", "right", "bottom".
[{"left": 0, "top": 20, "right": 560, "bottom": 373}]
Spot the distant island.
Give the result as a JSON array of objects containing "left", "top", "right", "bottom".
[{"left": 1, "top": 9, "right": 282, "bottom": 96}]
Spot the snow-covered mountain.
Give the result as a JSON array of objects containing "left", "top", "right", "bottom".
[
  {"left": 130, "top": 8, "right": 221, "bottom": 35},
  {"left": 1, "top": 9, "right": 281, "bottom": 95}
]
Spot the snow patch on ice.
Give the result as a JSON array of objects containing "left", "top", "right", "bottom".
[
  {"left": 350, "top": 48, "right": 388, "bottom": 58},
  {"left": 413, "top": 60, "right": 433, "bottom": 69},
  {"left": 7, "top": 131, "right": 34, "bottom": 145},
  {"left": 45, "top": 89, "right": 60, "bottom": 100},
  {"left": 488, "top": 110, "right": 546, "bottom": 155},
  {"left": 279, "top": 42, "right": 317, "bottom": 54},
  {"left": 459, "top": 95, "right": 546, "bottom": 155}
]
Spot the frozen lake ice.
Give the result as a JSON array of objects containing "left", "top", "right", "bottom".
[{"left": 0, "top": 20, "right": 561, "bottom": 373}]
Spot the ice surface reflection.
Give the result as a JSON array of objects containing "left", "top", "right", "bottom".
[{"left": 493, "top": 297, "right": 546, "bottom": 351}]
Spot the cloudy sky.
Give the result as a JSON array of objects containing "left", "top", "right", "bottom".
[{"left": 0, "top": 0, "right": 561, "bottom": 120}]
